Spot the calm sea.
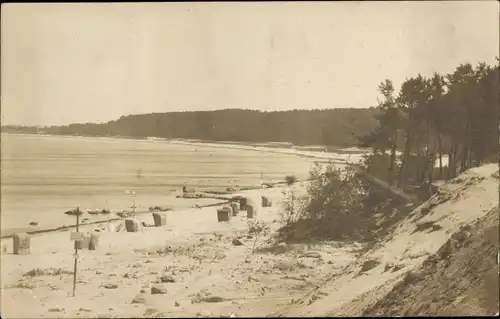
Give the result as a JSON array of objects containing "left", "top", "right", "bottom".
[{"left": 1, "top": 133, "right": 318, "bottom": 231}]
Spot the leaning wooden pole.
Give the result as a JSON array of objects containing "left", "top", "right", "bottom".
[
  {"left": 72, "top": 207, "right": 80, "bottom": 297},
  {"left": 349, "top": 163, "right": 420, "bottom": 204}
]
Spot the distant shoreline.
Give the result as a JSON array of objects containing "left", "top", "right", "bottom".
[
  {"left": 1, "top": 132, "right": 369, "bottom": 164},
  {"left": 0, "top": 131, "right": 370, "bottom": 155}
]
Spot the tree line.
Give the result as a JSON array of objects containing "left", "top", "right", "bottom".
[
  {"left": 359, "top": 59, "right": 499, "bottom": 188},
  {"left": 2, "top": 108, "right": 380, "bottom": 148},
  {"left": 276, "top": 59, "right": 498, "bottom": 244}
]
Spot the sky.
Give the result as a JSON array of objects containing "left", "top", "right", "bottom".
[{"left": 1, "top": 2, "right": 498, "bottom": 126}]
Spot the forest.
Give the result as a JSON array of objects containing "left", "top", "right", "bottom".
[
  {"left": 359, "top": 60, "right": 499, "bottom": 188},
  {"left": 277, "top": 60, "right": 499, "bottom": 243},
  {"left": 2, "top": 108, "right": 380, "bottom": 148}
]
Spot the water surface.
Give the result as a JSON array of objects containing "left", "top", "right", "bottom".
[{"left": 1, "top": 133, "right": 317, "bottom": 231}]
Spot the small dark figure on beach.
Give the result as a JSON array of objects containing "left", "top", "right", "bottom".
[{"left": 136, "top": 169, "right": 143, "bottom": 179}]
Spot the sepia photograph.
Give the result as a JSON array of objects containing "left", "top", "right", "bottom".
[{"left": 1, "top": 1, "right": 499, "bottom": 318}]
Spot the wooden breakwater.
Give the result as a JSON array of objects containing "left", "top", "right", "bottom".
[{"left": 349, "top": 164, "right": 420, "bottom": 204}]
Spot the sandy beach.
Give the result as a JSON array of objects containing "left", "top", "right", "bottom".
[
  {"left": 1, "top": 163, "right": 497, "bottom": 318},
  {"left": 0, "top": 134, "right": 370, "bottom": 318},
  {"left": 1, "top": 183, "right": 364, "bottom": 318}
]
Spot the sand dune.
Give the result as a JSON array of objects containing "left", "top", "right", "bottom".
[{"left": 279, "top": 163, "right": 499, "bottom": 317}]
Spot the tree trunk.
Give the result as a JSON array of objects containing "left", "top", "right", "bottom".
[
  {"left": 427, "top": 151, "right": 435, "bottom": 200},
  {"left": 460, "top": 141, "right": 469, "bottom": 174},
  {"left": 416, "top": 147, "right": 423, "bottom": 183},
  {"left": 388, "top": 132, "right": 397, "bottom": 186},
  {"left": 421, "top": 146, "right": 430, "bottom": 183},
  {"left": 397, "top": 132, "right": 412, "bottom": 188},
  {"left": 415, "top": 125, "right": 429, "bottom": 184},
  {"left": 446, "top": 141, "right": 453, "bottom": 179},
  {"left": 467, "top": 129, "right": 473, "bottom": 167},
  {"left": 453, "top": 142, "right": 460, "bottom": 176},
  {"left": 428, "top": 153, "right": 435, "bottom": 184},
  {"left": 449, "top": 139, "right": 458, "bottom": 178},
  {"left": 437, "top": 132, "right": 443, "bottom": 179},
  {"left": 424, "top": 124, "right": 432, "bottom": 182},
  {"left": 423, "top": 124, "right": 437, "bottom": 184},
  {"left": 460, "top": 108, "right": 472, "bottom": 172}
]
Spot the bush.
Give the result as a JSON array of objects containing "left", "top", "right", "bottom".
[
  {"left": 300, "top": 162, "right": 368, "bottom": 239},
  {"left": 276, "top": 162, "right": 367, "bottom": 241},
  {"left": 279, "top": 188, "right": 306, "bottom": 227},
  {"left": 277, "top": 158, "right": 416, "bottom": 243},
  {"left": 247, "top": 220, "right": 271, "bottom": 254},
  {"left": 285, "top": 175, "right": 298, "bottom": 186}
]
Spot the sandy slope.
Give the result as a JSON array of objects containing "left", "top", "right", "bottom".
[
  {"left": 363, "top": 206, "right": 499, "bottom": 316},
  {"left": 277, "top": 163, "right": 498, "bottom": 317},
  {"left": 1, "top": 164, "right": 497, "bottom": 318}
]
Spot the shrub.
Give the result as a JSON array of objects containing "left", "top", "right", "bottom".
[
  {"left": 285, "top": 175, "right": 298, "bottom": 186},
  {"left": 300, "top": 162, "right": 367, "bottom": 239},
  {"left": 247, "top": 220, "right": 270, "bottom": 254},
  {"left": 277, "top": 158, "right": 415, "bottom": 243},
  {"left": 279, "top": 188, "right": 306, "bottom": 227}
]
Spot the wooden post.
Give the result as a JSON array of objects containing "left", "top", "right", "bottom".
[
  {"left": 260, "top": 172, "right": 264, "bottom": 208},
  {"left": 72, "top": 207, "right": 80, "bottom": 297},
  {"left": 260, "top": 172, "right": 263, "bottom": 191},
  {"left": 132, "top": 191, "right": 136, "bottom": 218}
]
